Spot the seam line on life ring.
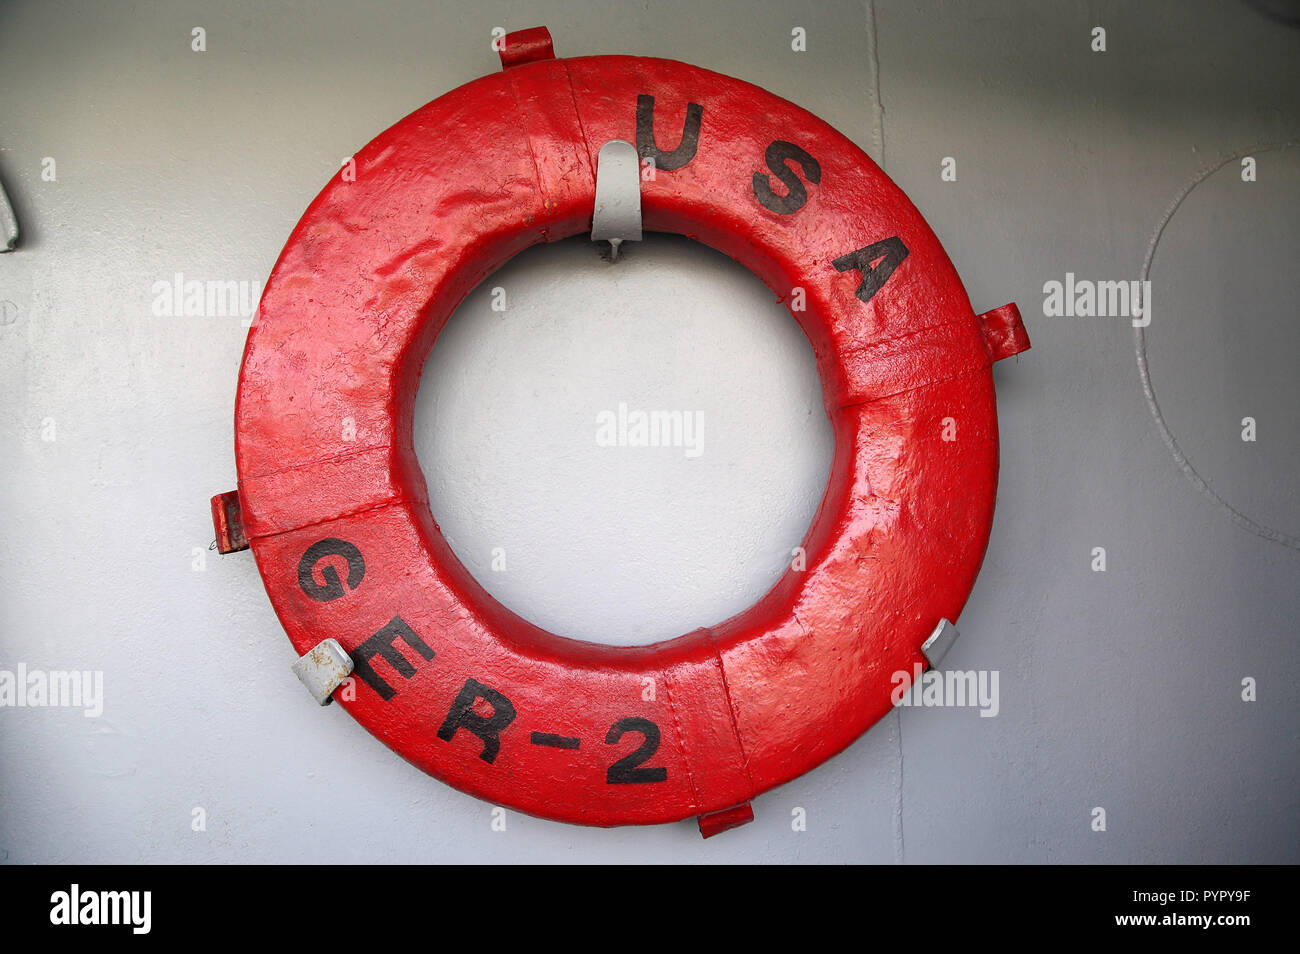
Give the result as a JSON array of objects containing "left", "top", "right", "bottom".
[
  {"left": 238, "top": 442, "right": 424, "bottom": 540},
  {"left": 238, "top": 441, "right": 392, "bottom": 483},
  {"left": 658, "top": 630, "right": 756, "bottom": 814},
  {"left": 244, "top": 499, "right": 413, "bottom": 544},
  {"left": 660, "top": 667, "right": 702, "bottom": 814},
  {"left": 833, "top": 323, "right": 988, "bottom": 412},
  {"left": 832, "top": 306, "right": 1027, "bottom": 413},
  {"left": 834, "top": 358, "right": 990, "bottom": 414},
  {"left": 505, "top": 53, "right": 594, "bottom": 231},
  {"left": 711, "top": 644, "right": 754, "bottom": 794},
  {"left": 559, "top": 58, "right": 596, "bottom": 189}
]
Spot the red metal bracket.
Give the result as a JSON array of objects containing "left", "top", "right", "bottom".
[
  {"left": 977, "top": 302, "right": 1031, "bottom": 362},
  {"left": 698, "top": 803, "right": 755, "bottom": 838},
  {"left": 210, "top": 491, "right": 249, "bottom": 554},
  {"left": 499, "top": 26, "right": 556, "bottom": 70}
]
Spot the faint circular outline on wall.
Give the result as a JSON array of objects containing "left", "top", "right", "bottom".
[{"left": 1134, "top": 140, "right": 1299, "bottom": 551}]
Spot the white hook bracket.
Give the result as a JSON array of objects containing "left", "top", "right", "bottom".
[
  {"left": 921, "top": 618, "right": 960, "bottom": 669},
  {"left": 291, "top": 638, "right": 354, "bottom": 706},
  {"left": 0, "top": 179, "right": 18, "bottom": 252},
  {"left": 591, "top": 139, "right": 642, "bottom": 262}
]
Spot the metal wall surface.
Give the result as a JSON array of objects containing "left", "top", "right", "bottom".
[{"left": 0, "top": 0, "right": 1296, "bottom": 862}]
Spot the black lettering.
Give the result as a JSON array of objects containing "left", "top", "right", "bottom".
[
  {"left": 636, "top": 94, "right": 703, "bottom": 172},
  {"left": 832, "top": 236, "right": 909, "bottom": 304},
  {"left": 297, "top": 538, "right": 365, "bottom": 602},
  {"left": 753, "top": 140, "right": 821, "bottom": 215},
  {"left": 437, "top": 679, "right": 517, "bottom": 764},
  {"left": 605, "top": 717, "right": 668, "bottom": 784},
  {"left": 351, "top": 616, "right": 435, "bottom": 700}
]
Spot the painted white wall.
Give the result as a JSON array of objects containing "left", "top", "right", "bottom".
[{"left": 1, "top": 0, "right": 1296, "bottom": 863}]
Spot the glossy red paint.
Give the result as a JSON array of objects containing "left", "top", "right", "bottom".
[{"left": 218, "top": 27, "right": 1028, "bottom": 832}]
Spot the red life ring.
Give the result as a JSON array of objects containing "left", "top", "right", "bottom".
[{"left": 214, "top": 26, "right": 1029, "bottom": 836}]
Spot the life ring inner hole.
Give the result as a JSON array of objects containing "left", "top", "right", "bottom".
[{"left": 411, "top": 232, "right": 836, "bottom": 647}]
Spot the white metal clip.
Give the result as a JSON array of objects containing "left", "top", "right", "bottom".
[
  {"left": 0, "top": 179, "right": 18, "bottom": 252},
  {"left": 291, "top": 638, "right": 354, "bottom": 706},
  {"left": 921, "top": 618, "right": 960, "bottom": 669},
  {"left": 591, "top": 139, "right": 643, "bottom": 261}
]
